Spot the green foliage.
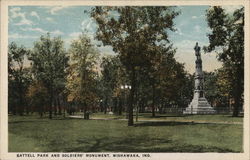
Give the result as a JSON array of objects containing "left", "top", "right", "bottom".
[
  {"left": 91, "top": 6, "right": 180, "bottom": 125},
  {"left": 204, "top": 6, "right": 244, "bottom": 116},
  {"left": 26, "top": 81, "right": 49, "bottom": 116},
  {"left": 100, "top": 56, "right": 121, "bottom": 97},
  {"left": 30, "top": 33, "right": 68, "bottom": 88},
  {"left": 213, "top": 66, "right": 234, "bottom": 109},
  {"left": 66, "top": 33, "right": 100, "bottom": 115},
  {"left": 8, "top": 42, "right": 32, "bottom": 115},
  {"left": 99, "top": 55, "right": 129, "bottom": 113},
  {"left": 29, "top": 33, "right": 68, "bottom": 118},
  {"left": 91, "top": 6, "right": 179, "bottom": 69},
  {"left": 203, "top": 71, "right": 219, "bottom": 106}
]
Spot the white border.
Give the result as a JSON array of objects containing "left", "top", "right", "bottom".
[{"left": 1, "top": 0, "right": 249, "bottom": 160}]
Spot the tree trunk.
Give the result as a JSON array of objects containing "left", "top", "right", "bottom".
[
  {"left": 152, "top": 83, "right": 156, "bottom": 117},
  {"left": 54, "top": 97, "right": 57, "bottom": 116},
  {"left": 118, "top": 97, "right": 122, "bottom": 115},
  {"left": 104, "top": 98, "right": 108, "bottom": 114},
  {"left": 40, "top": 105, "right": 43, "bottom": 118},
  {"left": 83, "top": 103, "right": 89, "bottom": 120},
  {"left": 128, "top": 68, "right": 135, "bottom": 126},
  {"left": 49, "top": 88, "right": 53, "bottom": 119},
  {"left": 63, "top": 100, "right": 66, "bottom": 118},
  {"left": 140, "top": 100, "right": 145, "bottom": 113},
  {"left": 57, "top": 96, "right": 61, "bottom": 115},
  {"left": 12, "top": 105, "right": 17, "bottom": 115},
  {"left": 100, "top": 101, "right": 103, "bottom": 112},
  {"left": 26, "top": 106, "right": 29, "bottom": 115},
  {"left": 113, "top": 97, "right": 118, "bottom": 114},
  {"left": 232, "top": 65, "right": 243, "bottom": 117},
  {"left": 19, "top": 92, "right": 24, "bottom": 116},
  {"left": 18, "top": 82, "right": 25, "bottom": 116}
]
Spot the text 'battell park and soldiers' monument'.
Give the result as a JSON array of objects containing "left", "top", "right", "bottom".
[{"left": 183, "top": 42, "right": 215, "bottom": 114}]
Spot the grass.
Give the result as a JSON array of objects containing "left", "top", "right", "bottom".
[{"left": 9, "top": 114, "right": 243, "bottom": 152}]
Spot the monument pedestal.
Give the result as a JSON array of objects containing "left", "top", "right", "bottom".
[{"left": 183, "top": 96, "right": 215, "bottom": 114}]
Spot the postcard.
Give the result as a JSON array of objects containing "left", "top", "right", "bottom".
[{"left": 0, "top": 0, "right": 249, "bottom": 160}]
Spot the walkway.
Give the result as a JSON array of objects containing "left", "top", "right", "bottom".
[{"left": 68, "top": 115, "right": 242, "bottom": 125}]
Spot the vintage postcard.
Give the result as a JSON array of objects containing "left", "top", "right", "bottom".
[{"left": 0, "top": 0, "right": 249, "bottom": 160}]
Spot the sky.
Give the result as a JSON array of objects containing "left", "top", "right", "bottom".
[{"left": 8, "top": 5, "right": 242, "bottom": 73}]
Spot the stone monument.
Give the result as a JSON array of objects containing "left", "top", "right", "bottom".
[{"left": 183, "top": 42, "right": 215, "bottom": 114}]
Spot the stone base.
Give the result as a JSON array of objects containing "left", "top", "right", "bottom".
[{"left": 183, "top": 97, "right": 216, "bottom": 114}]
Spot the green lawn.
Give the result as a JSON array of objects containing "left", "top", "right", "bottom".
[{"left": 9, "top": 114, "right": 243, "bottom": 152}]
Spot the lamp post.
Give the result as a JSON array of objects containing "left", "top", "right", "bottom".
[
  {"left": 99, "top": 99, "right": 103, "bottom": 112},
  {"left": 120, "top": 84, "right": 131, "bottom": 119}
]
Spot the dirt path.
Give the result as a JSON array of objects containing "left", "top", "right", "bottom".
[{"left": 68, "top": 115, "right": 242, "bottom": 125}]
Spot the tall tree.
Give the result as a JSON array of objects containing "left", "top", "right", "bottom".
[
  {"left": 29, "top": 33, "right": 68, "bottom": 119},
  {"left": 66, "top": 33, "right": 99, "bottom": 119},
  {"left": 204, "top": 6, "right": 244, "bottom": 116},
  {"left": 8, "top": 42, "right": 31, "bottom": 115},
  {"left": 91, "top": 6, "right": 179, "bottom": 125}
]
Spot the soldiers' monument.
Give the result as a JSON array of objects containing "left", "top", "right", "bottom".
[{"left": 183, "top": 42, "right": 215, "bottom": 114}]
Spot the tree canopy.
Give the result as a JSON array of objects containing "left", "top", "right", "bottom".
[
  {"left": 91, "top": 6, "right": 180, "bottom": 125},
  {"left": 204, "top": 6, "right": 244, "bottom": 116},
  {"left": 29, "top": 33, "right": 68, "bottom": 119}
]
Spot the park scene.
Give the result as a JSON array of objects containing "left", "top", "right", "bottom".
[{"left": 8, "top": 5, "right": 244, "bottom": 152}]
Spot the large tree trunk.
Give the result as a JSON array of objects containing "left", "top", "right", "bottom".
[
  {"left": 128, "top": 68, "right": 136, "bottom": 126},
  {"left": 49, "top": 88, "right": 53, "bottom": 119},
  {"left": 232, "top": 66, "right": 243, "bottom": 117},
  {"left": 152, "top": 83, "right": 156, "bottom": 117},
  {"left": 83, "top": 103, "right": 89, "bottom": 120}
]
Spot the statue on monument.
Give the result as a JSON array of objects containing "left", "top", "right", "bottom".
[{"left": 194, "top": 42, "right": 201, "bottom": 60}]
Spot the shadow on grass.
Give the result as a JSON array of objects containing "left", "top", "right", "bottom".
[
  {"left": 226, "top": 115, "right": 244, "bottom": 118},
  {"left": 141, "top": 115, "right": 186, "bottom": 118},
  {"left": 134, "top": 121, "right": 202, "bottom": 127},
  {"left": 63, "top": 136, "right": 236, "bottom": 153},
  {"left": 8, "top": 120, "right": 48, "bottom": 124},
  {"left": 9, "top": 117, "right": 74, "bottom": 124}
]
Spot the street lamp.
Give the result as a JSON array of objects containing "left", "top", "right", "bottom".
[{"left": 120, "top": 84, "right": 131, "bottom": 119}]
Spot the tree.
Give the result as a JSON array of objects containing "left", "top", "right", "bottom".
[
  {"left": 91, "top": 6, "right": 179, "bottom": 125},
  {"left": 215, "top": 65, "right": 234, "bottom": 110},
  {"left": 203, "top": 71, "right": 219, "bottom": 107},
  {"left": 26, "top": 81, "right": 49, "bottom": 117},
  {"left": 100, "top": 55, "right": 128, "bottom": 114},
  {"left": 8, "top": 42, "right": 32, "bottom": 115},
  {"left": 139, "top": 44, "right": 187, "bottom": 116},
  {"left": 29, "top": 33, "right": 68, "bottom": 119},
  {"left": 66, "top": 33, "right": 99, "bottom": 119},
  {"left": 204, "top": 6, "right": 244, "bottom": 116}
]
